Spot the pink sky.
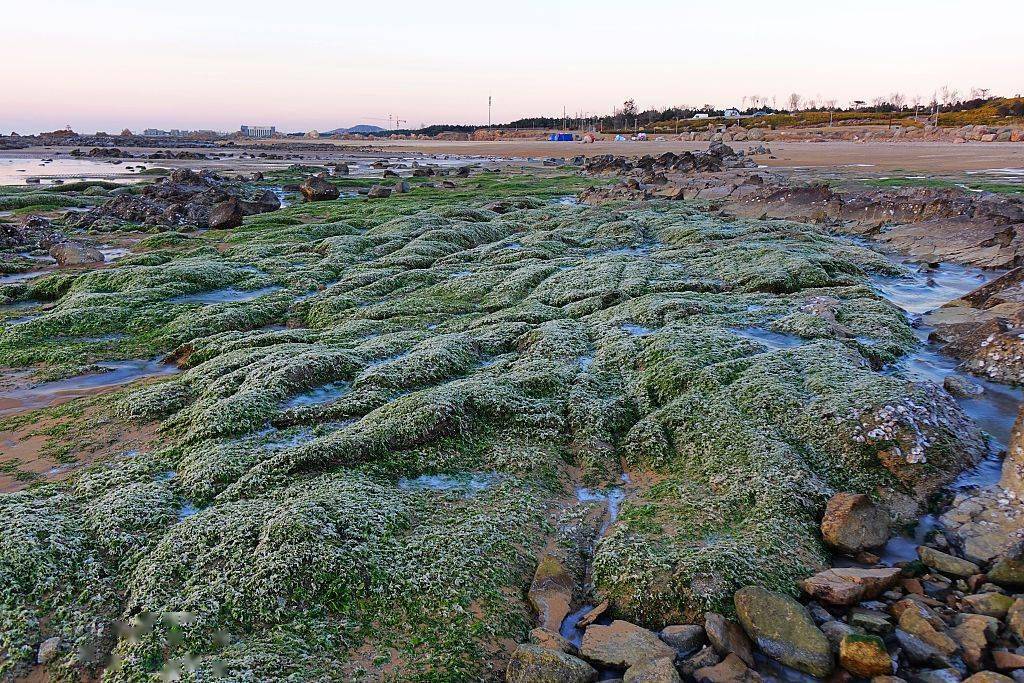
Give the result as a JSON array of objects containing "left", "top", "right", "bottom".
[{"left": 4, "top": 0, "right": 1022, "bottom": 134}]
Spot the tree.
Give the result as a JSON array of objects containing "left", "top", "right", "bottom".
[
  {"left": 890, "top": 92, "right": 905, "bottom": 110},
  {"left": 787, "top": 93, "right": 802, "bottom": 112}
]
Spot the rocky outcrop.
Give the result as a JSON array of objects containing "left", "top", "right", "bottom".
[
  {"left": 299, "top": 175, "right": 340, "bottom": 202},
  {"left": 68, "top": 169, "right": 280, "bottom": 230},
  {"left": 49, "top": 241, "right": 104, "bottom": 266}
]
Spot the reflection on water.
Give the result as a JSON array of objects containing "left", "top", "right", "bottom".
[
  {"left": 169, "top": 286, "right": 282, "bottom": 304},
  {"left": 0, "top": 358, "right": 180, "bottom": 416},
  {"left": 0, "top": 157, "right": 145, "bottom": 185}
]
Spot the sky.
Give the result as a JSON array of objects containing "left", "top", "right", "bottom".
[{"left": 3, "top": 0, "right": 1022, "bottom": 134}]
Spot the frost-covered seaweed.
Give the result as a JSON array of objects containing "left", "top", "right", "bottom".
[{"left": 0, "top": 178, "right": 986, "bottom": 680}]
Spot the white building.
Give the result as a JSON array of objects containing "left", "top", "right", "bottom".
[
  {"left": 240, "top": 125, "right": 276, "bottom": 139},
  {"left": 723, "top": 108, "right": 741, "bottom": 118}
]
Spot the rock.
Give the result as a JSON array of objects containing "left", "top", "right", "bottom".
[
  {"left": 660, "top": 624, "right": 706, "bottom": 654},
  {"left": 993, "top": 651, "right": 1024, "bottom": 671},
  {"left": 873, "top": 677, "right": 908, "bottom": 683},
  {"left": 733, "top": 586, "right": 833, "bottom": 677},
  {"left": 367, "top": 184, "right": 392, "bottom": 199},
  {"left": 580, "top": 620, "right": 676, "bottom": 669},
  {"left": 961, "top": 593, "right": 1015, "bottom": 619},
  {"left": 954, "top": 614, "right": 1000, "bottom": 641},
  {"left": 529, "top": 628, "right": 578, "bottom": 655},
  {"left": 705, "top": 613, "right": 755, "bottom": 667},
  {"left": 896, "top": 629, "right": 951, "bottom": 668},
  {"left": 962, "top": 674, "right": 1013, "bottom": 683},
  {"left": 49, "top": 241, "right": 104, "bottom": 266},
  {"left": 37, "top": 636, "right": 60, "bottom": 664},
  {"left": 694, "top": 653, "right": 763, "bottom": 683},
  {"left": 528, "top": 553, "right": 574, "bottom": 632},
  {"left": 918, "top": 547, "right": 981, "bottom": 578},
  {"left": 208, "top": 198, "right": 244, "bottom": 229},
  {"left": 624, "top": 657, "right": 683, "bottom": 683},
  {"left": 952, "top": 616, "right": 992, "bottom": 671},
  {"left": 299, "top": 175, "right": 339, "bottom": 201},
  {"left": 821, "top": 493, "right": 891, "bottom": 553},
  {"left": 679, "top": 646, "right": 721, "bottom": 678},
  {"left": 910, "top": 669, "right": 963, "bottom": 683},
  {"left": 988, "top": 541, "right": 1024, "bottom": 587},
  {"left": 800, "top": 567, "right": 903, "bottom": 606},
  {"left": 840, "top": 634, "right": 893, "bottom": 678},
  {"left": 393, "top": 180, "right": 410, "bottom": 194},
  {"left": 333, "top": 163, "right": 349, "bottom": 175},
  {"left": 943, "top": 375, "right": 985, "bottom": 398},
  {"left": 822, "top": 621, "right": 859, "bottom": 652},
  {"left": 849, "top": 608, "right": 894, "bottom": 635},
  {"left": 506, "top": 644, "right": 598, "bottom": 683},
  {"left": 897, "top": 608, "right": 959, "bottom": 657},
  {"left": 1007, "top": 599, "right": 1024, "bottom": 643}
]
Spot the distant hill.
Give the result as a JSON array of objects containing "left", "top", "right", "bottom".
[{"left": 324, "top": 124, "right": 385, "bottom": 135}]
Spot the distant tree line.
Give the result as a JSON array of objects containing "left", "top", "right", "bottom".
[{"left": 368, "top": 92, "right": 1022, "bottom": 136}]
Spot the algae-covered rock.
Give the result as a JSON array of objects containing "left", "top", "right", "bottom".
[
  {"left": 839, "top": 633, "right": 893, "bottom": 677},
  {"left": 733, "top": 586, "right": 833, "bottom": 677},
  {"left": 506, "top": 644, "right": 598, "bottom": 683}
]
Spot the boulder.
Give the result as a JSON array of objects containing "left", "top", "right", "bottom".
[
  {"left": 896, "top": 628, "right": 951, "bottom": 668},
  {"left": 962, "top": 674, "right": 1013, "bottom": 683},
  {"left": 961, "top": 593, "right": 1014, "bottom": 619},
  {"left": 579, "top": 620, "right": 676, "bottom": 669},
  {"left": 1007, "top": 598, "right": 1024, "bottom": 643},
  {"left": 506, "top": 644, "right": 598, "bottom": 683},
  {"left": 897, "top": 608, "right": 959, "bottom": 657},
  {"left": 910, "top": 669, "right": 965, "bottom": 683},
  {"left": 528, "top": 553, "right": 574, "bottom": 632},
  {"left": 733, "top": 586, "right": 833, "bottom": 677},
  {"left": 694, "top": 653, "right": 763, "bottom": 683},
  {"left": 299, "top": 175, "right": 339, "bottom": 201},
  {"left": 821, "top": 493, "right": 891, "bottom": 553},
  {"left": 624, "top": 657, "right": 683, "bottom": 683},
  {"left": 918, "top": 546, "right": 981, "bottom": 578},
  {"left": 839, "top": 634, "right": 893, "bottom": 677},
  {"left": 821, "top": 620, "right": 858, "bottom": 652},
  {"left": 993, "top": 651, "right": 1024, "bottom": 671},
  {"left": 943, "top": 375, "right": 985, "bottom": 398},
  {"left": 208, "top": 198, "right": 244, "bottom": 229},
  {"left": 367, "top": 184, "right": 392, "bottom": 199},
  {"left": 333, "top": 163, "right": 349, "bottom": 175},
  {"left": 659, "top": 624, "right": 706, "bottom": 654},
  {"left": 705, "top": 613, "right": 755, "bottom": 667},
  {"left": 952, "top": 616, "right": 992, "bottom": 672},
  {"left": 988, "top": 541, "right": 1024, "bottom": 587},
  {"left": 529, "top": 628, "right": 578, "bottom": 655},
  {"left": 393, "top": 181, "right": 410, "bottom": 194},
  {"left": 800, "top": 567, "right": 902, "bottom": 606},
  {"left": 49, "top": 241, "right": 104, "bottom": 266},
  {"left": 678, "top": 646, "right": 721, "bottom": 678},
  {"left": 37, "top": 636, "right": 60, "bottom": 664}
]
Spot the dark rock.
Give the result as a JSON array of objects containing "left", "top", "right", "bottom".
[
  {"left": 299, "top": 175, "right": 340, "bottom": 201},
  {"left": 208, "top": 198, "right": 244, "bottom": 229}
]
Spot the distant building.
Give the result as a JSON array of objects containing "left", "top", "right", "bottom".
[
  {"left": 723, "top": 108, "right": 741, "bottom": 118},
  {"left": 241, "top": 125, "right": 275, "bottom": 139},
  {"left": 693, "top": 113, "right": 710, "bottom": 120},
  {"left": 143, "top": 128, "right": 171, "bottom": 137}
]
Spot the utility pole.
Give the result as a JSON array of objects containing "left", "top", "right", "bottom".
[{"left": 488, "top": 95, "right": 492, "bottom": 127}]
